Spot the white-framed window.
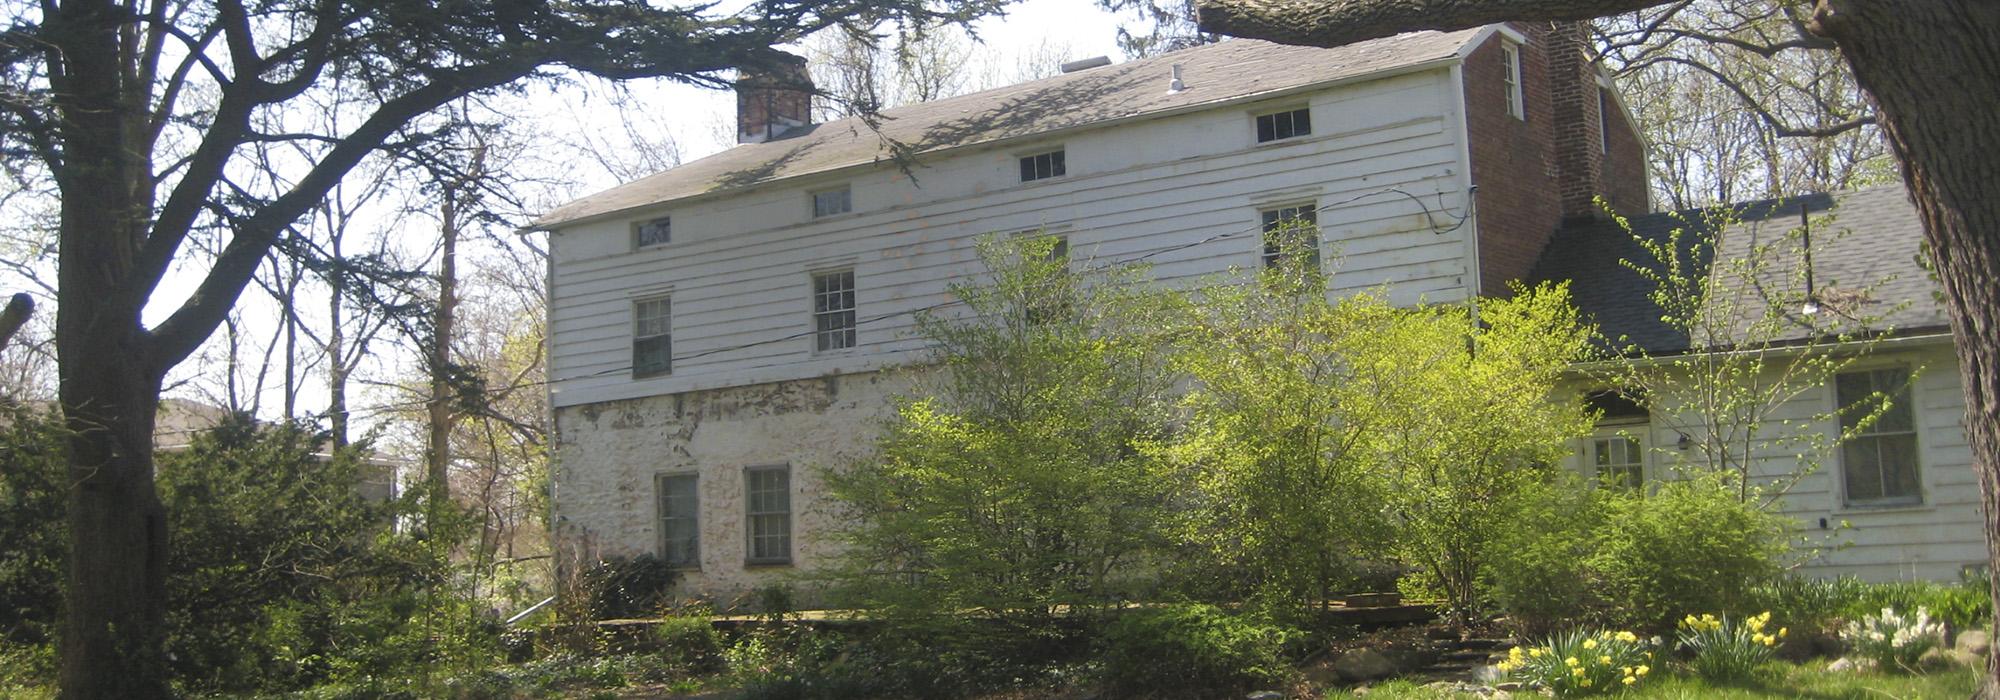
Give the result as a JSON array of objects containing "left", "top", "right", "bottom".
[
  {"left": 1589, "top": 431, "right": 1646, "bottom": 490},
  {"left": 811, "top": 269, "right": 856, "bottom": 352},
  {"left": 632, "top": 295, "right": 672, "bottom": 377},
  {"left": 1019, "top": 149, "right": 1066, "bottom": 182},
  {"left": 1255, "top": 107, "right": 1313, "bottom": 142},
  {"left": 1501, "top": 42, "right": 1524, "bottom": 120},
  {"left": 657, "top": 473, "right": 699, "bottom": 568},
  {"left": 1837, "top": 367, "right": 1921, "bottom": 506},
  {"left": 745, "top": 465, "right": 792, "bottom": 565},
  {"left": 811, "top": 185, "right": 852, "bottom": 218},
  {"left": 1260, "top": 203, "right": 1320, "bottom": 270},
  {"left": 634, "top": 216, "right": 672, "bottom": 248}
]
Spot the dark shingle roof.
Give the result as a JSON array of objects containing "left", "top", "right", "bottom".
[
  {"left": 1526, "top": 186, "right": 1945, "bottom": 354},
  {"left": 533, "top": 30, "right": 1488, "bottom": 229}
]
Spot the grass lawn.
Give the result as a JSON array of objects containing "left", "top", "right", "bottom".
[{"left": 1356, "top": 663, "right": 1979, "bottom": 699}]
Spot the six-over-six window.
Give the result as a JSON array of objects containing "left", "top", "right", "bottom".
[
  {"left": 1260, "top": 204, "right": 1321, "bottom": 269},
  {"left": 745, "top": 465, "right": 792, "bottom": 564},
  {"left": 812, "top": 269, "right": 857, "bottom": 352},
  {"left": 1837, "top": 367, "right": 1921, "bottom": 506},
  {"left": 631, "top": 296, "right": 672, "bottom": 377}
]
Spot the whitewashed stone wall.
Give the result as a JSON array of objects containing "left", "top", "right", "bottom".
[{"left": 552, "top": 369, "right": 918, "bottom": 603}]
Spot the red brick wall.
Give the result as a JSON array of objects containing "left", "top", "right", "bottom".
[
  {"left": 1599, "top": 88, "right": 1652, "bottom": 216},
  {"left": 1465, "top": 22, "right": 1653, "bottom": 294},
  {"left": 736, "top": 56, "right": 813, "bottom": 144},
  {"left": 1464, "top": 23, "right": 1563, "bottom": 296}
]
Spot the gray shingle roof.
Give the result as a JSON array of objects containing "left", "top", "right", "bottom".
[
  {"left": 533, "top": 30, "right": 1487, "bottom": 229},
  {"left": 1527, "top": 186, "right": 1946, "bottom": 354}
]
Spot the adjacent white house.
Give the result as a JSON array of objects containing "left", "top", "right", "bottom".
[{"left": 532, "top": 20, "right": 1973, "bottom": 600}]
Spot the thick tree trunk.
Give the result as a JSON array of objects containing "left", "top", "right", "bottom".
[{"left": 1811, "top": 3, "right": 2000, "bottom": 695}]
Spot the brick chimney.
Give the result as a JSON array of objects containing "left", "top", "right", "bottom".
[
  {"left": 736, "top": 53, "right": 813, "bottom": 144},
  {"left": 1547, "top": 21, "right": 1607, "bottom": 222}
]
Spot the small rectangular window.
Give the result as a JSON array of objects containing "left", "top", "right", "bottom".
[
  {"left": 1019, "top": 150, "right": 1066, "bottom": 182},
  {"left": 1590, "top": 435, "right": 1645, "bottom": 490},
  {"left": 812, "top": 186, "right": 852, "bottom": 218},
  {"left": 658, "top": 474, "right": 699, "bottom": 567},
  {"left": 633, "top": 296, "right": 672, "bottom": 377},
  {"left": 1837, "top": 368, "right": 1920, "bottom": 506},
  {"left": 1255, "top": 108, "right": 1313, "bottom": 143},
  {"left": 1501, "top": 43, "right": 1524, "bottom": 120},
  {"left": 812, "top": 269, "right": 856, "bottom": 352},
  {"left": 1260, "top": 204, "right": 1320, "bottom": 270},
  {"left": 634, "top": 216, "right": 672, "bottom": 248},
  {"left": 745, "top": 466, "right": 792, "bottom": 564}
]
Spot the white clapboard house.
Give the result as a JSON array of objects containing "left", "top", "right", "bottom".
[{"left": 532, "top": 21, "right": 1974, "bottom": 599}]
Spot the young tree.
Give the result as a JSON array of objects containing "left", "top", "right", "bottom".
[
  {"left": 824, "top": 236, "right": 1180, "bottom": 631},
  {"left": 1165, "top": 268, "right": 1396, "bottom": 614},
  {"left": 1191, "top": 1, "right": 2000, "bottom": 689},
  {"left": 1598, "top": 203, "right": 1897, "bottom": 506},
  {"left": 0, "top": 0, "right": 1009, "bottom": 694}
]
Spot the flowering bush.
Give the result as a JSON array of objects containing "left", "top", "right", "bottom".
[
  {"left": 1677, "top": 611, "right": 1784, "bottom": 682},
  {"left": 1840, "top": 606, "right": 1945, "bottom": 672},
  {"left": 1498, "top": 628, "right": 1655, "bottom": 696}
]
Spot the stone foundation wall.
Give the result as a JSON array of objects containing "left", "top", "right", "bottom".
[{"left": 552, "top": 370, "right": 916, "bottom": 605}]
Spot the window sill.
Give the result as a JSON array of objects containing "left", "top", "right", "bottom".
[
  {"left": 744, "top": 560, "right": 794, "bottom": 569},
  {"left": 1834, "top": 501, "right": 1930, "bottom": 516}
]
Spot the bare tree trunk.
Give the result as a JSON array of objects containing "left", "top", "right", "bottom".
[{"left": 428, "top": 195, "right": 460, "bottom": 496}]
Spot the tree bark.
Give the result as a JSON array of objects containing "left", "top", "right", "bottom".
[
  {"left": 1192, "top": 0, "right": 2000, "bottom": 695},
  {"left": 428, "top": 193, "right": 460, "bottom": 496},
  {"left": 1807, "top": 4, "right": 2000, "bottom": 696}
]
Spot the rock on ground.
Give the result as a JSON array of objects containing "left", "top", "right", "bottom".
[{"left": 1333, "top": 648, "right": 1397, "bottom": 682}]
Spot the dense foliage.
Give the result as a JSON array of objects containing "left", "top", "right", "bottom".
[
  {"left": 1095, "top": 604, "right": 1295, "bottom": 697},
  {"left": 0, "top": 410, "right": 500, "bottom": 695}
]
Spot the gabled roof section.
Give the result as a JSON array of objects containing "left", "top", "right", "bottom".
[
  {"left": 1527, "top": 186, "right": 1945, "bottom": 355},
  {"left": 533, "top": 29, "right": 1488, "bottom": 229}
]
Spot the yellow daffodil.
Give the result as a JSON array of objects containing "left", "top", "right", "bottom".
[
  {"left": 1623, "top": 676, "right": 1637, "bottom": 686},
  {"left": 1566, "top": 656, "right": 1580, "bottom": 667},
  {"left": 1579, "top": 678, "right": 1592, "bottom": 688},
  {"left": 1582, "top": 638, "right": 1598, "bottom": 650},
  {"left": 1616, "top": 630, "right": 1638, "bottom": 643},
  {"left": 1599, "top": 655, "right": 1612, "bottom": 665},
  {"left": 1636, "top": 665, "right": 1650, "bottom": 676},
  {"left": 1529, "top": 648, "right": 1545, "bottom": 658}
]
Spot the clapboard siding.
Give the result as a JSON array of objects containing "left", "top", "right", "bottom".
[
  {"left": 548, "top": 68, "right": 1475, "bottom": 407},
  {"left": 1562, "top": 343, "right": 1981, "bottom": 582}
]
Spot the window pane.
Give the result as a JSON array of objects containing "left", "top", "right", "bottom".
[
  {"left": 659, "top": 475, "right": 698, "bottom": 566},
  {"left": 633, "top": 335, "right": 671, "bottom": 376},
  {"left": 813, "top": 188, "right": 851, "bottom": 217},
  {"left": 1843, "top": 439, "right": 1883, "bottom": 502},
  {"left": 1257, "top": 115, "right": 1276, "bottom": 142},
  {"left": 813, "top": 270, "right": 856, "bottom": 351},
  {"left": 636, "top": 217, "right": 671, "bottom": 247},
  {"left": 1880, "top": 433, "right": 1920, "bottom": 499},
  {"left": 746, "top": 467, "right": 791, "bottom": 563}
]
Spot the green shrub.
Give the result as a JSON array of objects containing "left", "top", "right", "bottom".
[
  {"left": 1746, "top": 575, "right": 1873, "bottom": 632},
  {"left": 1588, "top": 475, "right": 1789, "bottom": 631},
  {"left": 1499, "top": 627, "right": 1656, "bottom": 696},
  {"left": 653, "top": 614, "right": 723, "bottom": 672},
  {"left": 1482, "top": 479, "right": 1610, "bottom": 632},
  {"left": 1096, "top": 604, "right": 1295, "bottom": 697},
  {"left": 1841, "top": 606, "right": 1944, "bottom": 672},
  {"left": 1844, "top": 574, "right": 1991, "bottom": 634},
  {"left": 1677, "top": 611, "right": 1782, "bottom": 682}
]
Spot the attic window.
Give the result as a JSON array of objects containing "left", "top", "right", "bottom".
[
  {"left": 1256, "top": 107, "right": 1312, "bottom": 143},
  {"left": 1019, "top": 150, "right": 1066, "bottom": 182},
  {"left": 634, "top": 216, "right": 672, "bottom": 248},
  {"left": 1501, "top": 42, "right": 1524, "bottom": 120},
  {"left": 812, "top": 186, "right": 852, "bottom": 218}
]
